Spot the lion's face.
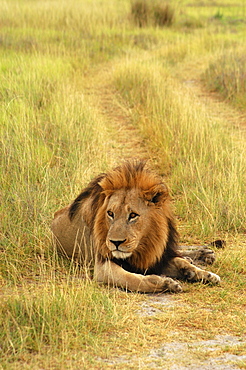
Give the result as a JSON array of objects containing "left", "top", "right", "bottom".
[
  {"left": 105, "top": 188, "right": 151, "bottom": 259},
  {"left": 83, "top": 161, "right": 176, "bottom": 270}
]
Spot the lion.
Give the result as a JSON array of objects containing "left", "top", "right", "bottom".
[{"left": 51, "top": 161, "right": 220, "bottom": 293}]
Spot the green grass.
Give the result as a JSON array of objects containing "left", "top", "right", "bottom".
[{"left": 1, "top": 0, "right": 246, "bottom": 368}]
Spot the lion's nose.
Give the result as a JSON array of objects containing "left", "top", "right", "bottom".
[{"left": 110, "top": 239, "right": 126, "bottom": 249}]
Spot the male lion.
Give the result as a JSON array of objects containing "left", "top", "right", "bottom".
[{"left": 51, "top": 161, "right": 220, "bottom": 293}]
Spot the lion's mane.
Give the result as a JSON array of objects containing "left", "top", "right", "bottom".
[{"left": 68, "top": 161, "right": 180, "bottom": 275}]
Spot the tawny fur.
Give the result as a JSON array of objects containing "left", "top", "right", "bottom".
[{"left": 51, "top": 161, "right": 220, "bottom": 293}]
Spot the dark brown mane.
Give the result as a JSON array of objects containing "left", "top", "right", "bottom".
[
  {"left": 69, "top": 173, "right": 106, "bottom": 225},
  {"left": 113, "top": 218, "right": 179, "bottom": 275}
]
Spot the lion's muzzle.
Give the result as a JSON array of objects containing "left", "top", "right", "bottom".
[
  {"left": 107, "top": 239, "right": 133, "bottom": 259},
  {"left": 110, "top": 239, "right": 127, "bottom": 248}
]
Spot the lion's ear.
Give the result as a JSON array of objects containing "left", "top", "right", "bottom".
[{"left": 144, "top": 184, "right": 169, "bottom": 204}]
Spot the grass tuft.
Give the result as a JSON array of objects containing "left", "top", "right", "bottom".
[
  {"left": 131, "top": 0, "right": 175, "bottom": 28},
  {"left": 131, "top": 0, "right": 149, "bottom": 28},
  {"left": 152, "top": 2, "right": 175, "bottom": 27},
  {"left": 204, "top": 48, "right": 246, "bottom": 109}
]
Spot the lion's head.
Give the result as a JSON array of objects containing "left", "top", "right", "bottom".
[{"left": 69, "top": 161, "right": 179, "bottom": 272}]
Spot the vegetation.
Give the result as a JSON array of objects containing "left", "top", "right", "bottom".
[
  {"left": 0, "top": 0, "right": 245, "bottom": 368},
  {"left": 204, "top": 47, "right": 246, "bottom": 109},
  {"left": 131, "top": 0, "right": 175, "bottom": 27}
]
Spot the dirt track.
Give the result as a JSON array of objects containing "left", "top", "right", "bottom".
[{"left": 83, "top": 64, "right": 153, "bottom": 166}]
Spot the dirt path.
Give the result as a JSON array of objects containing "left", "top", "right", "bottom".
[
  {"left": 183, "top": 78, "right": 246, "bottom": 131},
  {"left": 83, "top": 64, "right": 151, "bottom": 167},
  {"left": 83, "top": 60, "right": 246, "bottom": 170},
  {"left": 82, "top": 62, "right": 246, "bottom": 370},
  {"left": 176, "top": 58, "right": 246, "bottom": 133}
]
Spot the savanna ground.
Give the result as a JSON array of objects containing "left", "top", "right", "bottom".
[{"left": 0, "top": 0, "right": 246, "bottom": 369}]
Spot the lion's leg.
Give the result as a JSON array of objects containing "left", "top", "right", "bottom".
[
  {"left": 94, "top": 260, "right": 182, "bottom": 293},
  {"left": 165, "top": 257, "right": 220, "bottom": 285},
  {"left": 179, "top": 245, "right": 216, "bottom": 265}
]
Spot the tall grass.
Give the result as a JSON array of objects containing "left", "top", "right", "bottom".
[
  {"left": 0, "top": 51, "right": 108, "bottom": 282},
  {"left": 131, "top": 0, "right": 175, "bottom": 28},
  {"left": 0, "top": 0, "right": 131, "bottom": 69},
  {"left": 113, "top": 58, "right": 246, "bottom": 238},
  {"left": 204, "top": 47, "right": 246, "bottom": 109},
  {"left": 0, "top": 0, "right": 129, "bottom": 31}
]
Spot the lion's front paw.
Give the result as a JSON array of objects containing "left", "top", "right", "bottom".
[
  {"left": 146, "top": 275, "right": 183, "bottom": 293},
  {"left": 185, "top": 268, "right": 221, "bottom": 285},
  {"left": 202, "top": 271, "right": 221, "bottom": 285},
  {"left": 162, "top": 277, "right": 183, "bottom": 293}
]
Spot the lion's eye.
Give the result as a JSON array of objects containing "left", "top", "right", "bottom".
[
  {"left": 107, "top": 210, "right": 114, "bottom": 219},
  {"left": 128, "top": 212, "right": 139, "bottom": 221}
]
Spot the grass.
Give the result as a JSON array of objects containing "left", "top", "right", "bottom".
[
  {"left": 0, "top": 50, "right": 108, "bottom": 281},
  {"left": 131, "top": 0, "right": 176, "bottom": 28},
  {"left": 0, "top": 0, "right": 246, "bottom": 368},
  {"left": 1, "top": 281, "right": 115, "bottom": 363},
  {"left": 204, "top": 46, "right": 246, "bottom": 109}
]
